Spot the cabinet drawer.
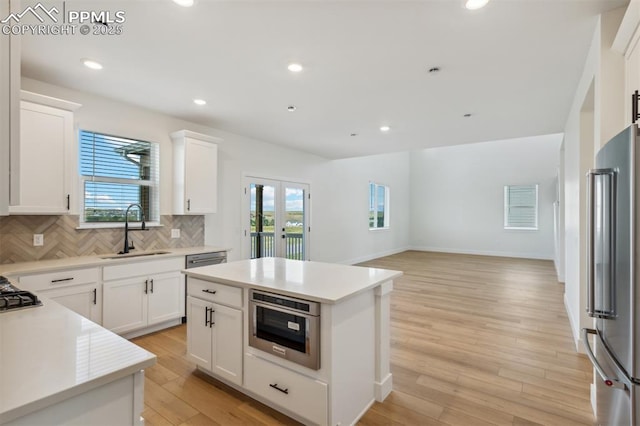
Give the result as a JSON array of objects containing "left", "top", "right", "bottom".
[
  {"left": 187, "top": 277, "right": 242, "bottom": 308},
  {"left": 103, "top": 257, "right": 184, "bottom": 281},
  {"left": 19, "top": 267, "right": 99, "bottom": 291},
  {"left": 244, "top": 353, "right": 327, "bottom": 425}
]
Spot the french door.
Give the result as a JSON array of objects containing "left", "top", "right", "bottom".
[{"left": 243, "top": 177, "right": 310, "bottom": 260}]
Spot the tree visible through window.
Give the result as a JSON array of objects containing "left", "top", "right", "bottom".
[
  {"left": 80, "top": 130, "right": 159, "bottom": 223},
  {"left": 504, "top": 184, "right": 538, "bottom": 230},
  {"left": 369, "top": 182, "right": 390, "bottom": 229}
]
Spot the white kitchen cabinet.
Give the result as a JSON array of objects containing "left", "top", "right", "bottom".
[
  {"left": 171, "top": 130, "right": 220, "bottom": 214},
  {"left": 10, "top": 91, "right": 80, "bottom": 214},
  {"left": 244, "top": 353, "right": 328, "bottom": 426},
  {"left": 186, "top": 280, "right": 243, "bottom": 386},
  {"left": 102, "top": 257, "right": 184, "bottom": 334},
  {"left": 17, "top": 267, "right": 102, "bottom": 324},
  {"left": 103, "top": 270, "right": 182, "bottom": 335},
  {"left": 39, "top": 283, "right": 102, "bottom": 324}
]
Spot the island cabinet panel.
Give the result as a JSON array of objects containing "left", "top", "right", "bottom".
[
  {"left": 186, "top": 287, "right": 243, "bottom": 386},
  {"left": 244, "top": 353, "right": 328, "bottom": 426},
  {"left": 188, "top": 277, "right": 242, "bottom": 307},
  {"left": 187, "top": 296, "right": 213, "bottom": 370}
]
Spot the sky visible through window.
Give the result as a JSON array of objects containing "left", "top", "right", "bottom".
[{"left": 80, "top": 130, "right": 155, "bottom": 222}]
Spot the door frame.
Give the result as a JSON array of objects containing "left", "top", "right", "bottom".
[{"left": 241, "top": 174, "right": 311, "bottom": 260}]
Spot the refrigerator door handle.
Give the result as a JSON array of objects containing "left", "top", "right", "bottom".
[
  {"left": 582, "top": 328, "right": 626, "bottom": 390},
  {"left": 586, "top": 168, "right": 617, "bottom": 319}
]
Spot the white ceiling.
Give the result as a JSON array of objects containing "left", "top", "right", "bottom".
[{"left": 21, "top": 0, "right": 628, "bottom": 159}]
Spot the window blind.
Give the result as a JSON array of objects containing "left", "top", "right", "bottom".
[
  {"left": 80, "top": 130, "right": 158, "bottom": 223},
  {"left": 504, "top": 184, "right": 538, "bottom": 229}
]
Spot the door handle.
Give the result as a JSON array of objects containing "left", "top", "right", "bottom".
[
  {"left": 150, "top": 278, "right": 154, "bottom": 293},
  {"left": 586, "top": 169, "right": 617, "bottom": 319},
  {"left": 93, "top": 288, "right": 97, "bottom": 305},
  {"left": 581, "top": 328, "right": 626, "bottom": 390},
  {"left": 187, "top": 199, "right": 191, "bottom": 211},
  {"left": 269, "top": 383, "right": 289, "bottom": 394},
  {"left": 144, "top": 279, "right": 148, "bottom": 294},
  {"left": 209, "top": 308, "right": 215, "bottom": 327},
  {"left": 204, "top": 307, "right": 210, "bottom": 327}
]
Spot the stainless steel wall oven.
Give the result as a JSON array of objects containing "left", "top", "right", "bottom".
[{"left": 249, "top": 289, "right": 320, "bottom": 370}]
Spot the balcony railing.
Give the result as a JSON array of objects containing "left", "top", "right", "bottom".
[{"left": 250, "top": 232, "right": 304, "bottom": 260}]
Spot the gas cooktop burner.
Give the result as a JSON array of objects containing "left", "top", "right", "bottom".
[{"left": 0, "top": 276, "right": 42, "bottom": 312}]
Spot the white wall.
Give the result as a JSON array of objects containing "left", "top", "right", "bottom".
[
  {"left": 409, "top": 134, "right": 562, "bottom": 260},
  {"left": 21, "top": 77, "right": 411, "bottom": 264},
  {"left": 562, "top": 7, "right": 626, "bottom": 352}
]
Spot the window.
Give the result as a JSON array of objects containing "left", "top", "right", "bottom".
[
  {"left": 369, "top": 182, "right": 390, "bottom": 229},
  {"left": 80, "top": 130, "right": 159, "bottom": 224},
  {"left": 504, "top": 184, "right": 538, "bottom": 230}
]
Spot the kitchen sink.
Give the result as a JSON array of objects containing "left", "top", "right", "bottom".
[{"left": 100, "top": 250, "right": 171, "bottom": 260}]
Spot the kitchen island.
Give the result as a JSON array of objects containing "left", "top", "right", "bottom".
[
  {"left": 184, "top": 257, "right": 402, "bottom": 426},
  {"left": 0, "top": 299, "right": 156, "bottom": 425}
]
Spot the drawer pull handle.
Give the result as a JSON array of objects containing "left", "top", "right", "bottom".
[
  {"left": 51, "top": 277, "right": 74, "bottom": 283},
  {"left": 202, "top": 289, "right": 217, "bottom": 294},
  {"left": 269, "top": 383, "right": 289, "bottom": 395}
]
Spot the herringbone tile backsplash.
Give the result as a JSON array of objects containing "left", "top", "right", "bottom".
[{"left": 0, "top": 215, "right": 204, "bottom": 264}]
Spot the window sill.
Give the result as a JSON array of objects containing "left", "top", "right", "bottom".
[
  {"left": 76, "top": 222, "right": 163, "bottom": 230},
  {"left": 369, "top": 227, "right": 390, "bottom": 232},
  {"left": 504, "top": 227, "right": 538, "bottom": 231}
]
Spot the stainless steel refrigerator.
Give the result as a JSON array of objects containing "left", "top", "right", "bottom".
[{"left": 583, "top": 124, "right": 640, "bottom": 426}]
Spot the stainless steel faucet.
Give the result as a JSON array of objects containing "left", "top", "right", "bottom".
[{"left": 119, "top": 203, "right": 147, "bottom": 254}]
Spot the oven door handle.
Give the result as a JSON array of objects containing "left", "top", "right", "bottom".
[{"left": 250, "top": 300, "right": 318, "bottom": 319}]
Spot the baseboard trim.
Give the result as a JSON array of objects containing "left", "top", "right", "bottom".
[
  {"left": 374, "top": 373, "right": 393, "bottom": 402},
  {"left": 342, "top": 246, "right": 411, "bottom": 266},
  {"left": 564, "top": 292, "right": 584, "bottom": 354},
  {"left": 408, "top": 246, "right": 554, "bottom": 261}
]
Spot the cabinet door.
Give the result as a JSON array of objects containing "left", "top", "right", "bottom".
[
  {"left": 186, "top": 296, "right": 213, "bottom": 370},
  {"left": 11, "top": 101, "right": 72, "bottom": 214},
  {"left": 184, "top": 139, "right": 217, "bottom": 214},
  {"left": 103, "top": 278, "right": 147, "bottom": 334},
  {"left": 147, "top": 271, "right": 183, "bottom": 325},
  {"left": 40, "top": 283, "right": 102, "bottom": 325},
  {"left": 212, "top": 303, "right": 243, "bottom": 386}
]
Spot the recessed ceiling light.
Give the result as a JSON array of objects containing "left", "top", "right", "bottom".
[
  {"left": 287, "top": 63, "right": 303, "bottom": 73},
  {"left": 173, "top": 0, "right": 194, "bottom": 7},
  {"left": 380, "top": 126, "right": 391, "bottom": 132},
  {"left": 82, "top": 59, "right": 103, "bottom": 70},
  {"left": 193, "top": 99, "right": 206, "bottom": 106},
  {"left": 465, "top": 0, "right": 489, "bottom": 10},
  {"left": 287, "top": 105, "right": 297, "bottom": 112}
]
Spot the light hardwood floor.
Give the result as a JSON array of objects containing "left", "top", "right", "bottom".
[{"left": 132, "top": 251, "right": 595, "bottom": 426}]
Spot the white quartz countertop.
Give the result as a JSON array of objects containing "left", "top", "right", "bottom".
[
  {"left": 0, "top": 299, "right": 156, "bottom": 423},
  {"left": 183, "top": 258, "right": 402, "bottom": 304},
  {"left": 0, "top": 246, "right": 229, "bottom": 277}
]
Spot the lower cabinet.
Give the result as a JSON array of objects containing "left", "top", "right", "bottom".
[
  {"left": 244, "top": 353, "right": 328, "bottom": 425},
  {"left": 103, "top": 271, "right": 183, "bottom": 335},
  {"left": 186, "top": 295, "right": 242, "bottom": 386},
  {"left": 39, "top": 283, "right": 102, "bottom": 324}
]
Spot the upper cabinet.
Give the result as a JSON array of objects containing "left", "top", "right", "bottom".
[
  {"left": 171, "top": 130, "right": 220, "bottom": 215},
  {"left": 9, "top": 91, "right": 81, "bottom": 215}
]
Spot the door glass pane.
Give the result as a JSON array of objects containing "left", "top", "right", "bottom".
[
  {"left": 250, "top": 183, "right": 276, "bottom": 258},
  {"left": 285, "top": 187, "right": 305, "bottom": 260}
]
